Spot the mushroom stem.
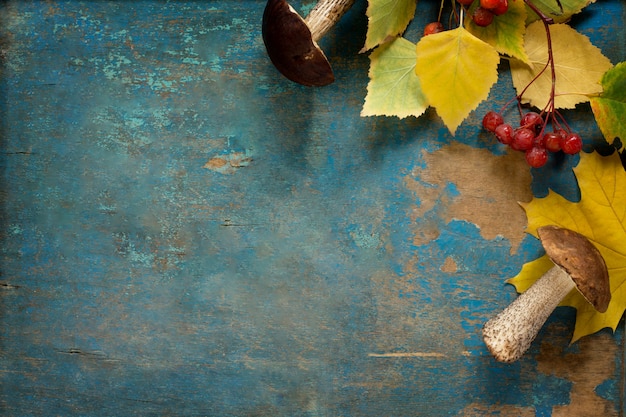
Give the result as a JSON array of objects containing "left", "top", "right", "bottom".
[
  {"left": 305, "top": 0, "right": 356, "bottom": 41},
  {"left": 482, "top": 266, "right": 575, "bottom": 363}
]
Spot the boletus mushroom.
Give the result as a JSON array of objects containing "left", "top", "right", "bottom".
[
  {"left": 482, "top": 225, "right": 610, "bottom": 363},
  {"left": 262, "top": 0, "right": 356, "bottom": 86}
]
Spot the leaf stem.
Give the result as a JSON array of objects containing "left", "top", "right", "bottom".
[
  {"left": 522, "top": 0, "right": 554, "bottom": 24},
  {"left": 437, "top": 0, "right": 445, "bottom": 23},
  {"left": 516, "top": 0, "right": 561, "bottom": 135}
]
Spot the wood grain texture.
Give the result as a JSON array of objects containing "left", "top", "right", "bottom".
[{"left": 0, "top": 1, "right": 624, "bottom": 416}]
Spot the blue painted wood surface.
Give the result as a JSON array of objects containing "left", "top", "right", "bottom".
[{"left": 1, "top": 1, "right": 624, "bottom": 415}]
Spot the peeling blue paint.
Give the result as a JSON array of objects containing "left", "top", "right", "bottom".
[{"left": 0, "top": 1, "right": 623, "bottom": 416}]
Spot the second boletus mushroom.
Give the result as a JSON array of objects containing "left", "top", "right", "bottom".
[
  {"left": 482, "top": 225, "right": 611, "bottom": 363},
  {"left": 262, "top": 0, "right": 356, "bottom": 86}
]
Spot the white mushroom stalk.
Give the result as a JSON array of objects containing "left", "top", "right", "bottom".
[
  {"left": 305, "top": 0, "right": 356, "bottom": 42},
  {"left": 482, "top": 266, "right": 576, "bottom": 363},
  {"left": 482, "top": 226, "right": 610, "bottom": 363}
]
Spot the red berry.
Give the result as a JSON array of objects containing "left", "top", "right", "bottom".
[
  {"left": 491, "top": 0, "right": 509, "bottom": 15},
  {"left": 457, "top": 0, "right": 475, "bottom": 6},
  {"left": 555, "top": 128, "right": 568, "bottom": 141},
  {"left": 543, "top": 132, "right": 561, "bottom": 152},
  {"left": 511, "top": 128, "right": 535, "bottom": 151},
  {"left": 525, "top": 147, "right": 548, "bottom": 168},
  {"left": 482, "top": 111, "right": 504, "bottom": 132},
  {"left": 494, "top": 123, "right": 514, "bottom": 145},
  {"left": 480, "top": 0, "right": 501, "bottom": 9},
  {"left": 472, "top": 7, "right": 494, "bottom": 26},
  {"left": 533, "top": 133, "right": 546, "bottom": 148},
  {"left": 424, "top": 22, "right": 444, "bottom": 36},
  {"left": 520, "top": 111, "right": 543, "bottom": 133},
  {"left": 560, "top": 133, "right": 583, "bottom": 154}
]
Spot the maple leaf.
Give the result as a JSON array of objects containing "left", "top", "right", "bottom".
[
  {"left": 525, "top": 0, "right": 595, "bottom": 24},
  {"left": 509, "top": 151, "right": 626, "bottom": 342},
  {"left": 362, "top": 0, "right": 416, "bottom": 52},
  {"left": 590, "top": 61, "right": 626, "bottom": 152},
  {"left": 414, "top": 26, "right": 500, "bottom": 135},
  {"left": 465, "top": 0, "right": 529, "bottom": 63},
  {"left": 510, "top": 22, "right": 613, "bottom": 110},
  {"left": 361, "top": 37, "right": 428, "bottom": 119}
]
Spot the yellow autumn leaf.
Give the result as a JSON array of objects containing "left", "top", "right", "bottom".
[
  {"left": 590, "top": 61, "right": 626, "bottom": 152},
  {"left": 510, "top": 22, "right": 613, "bottom": 109},
  {"left": 361, "top": 37, "right": 428, "bottom": 119},
  {"left": 509, "top": 151, "right": 626, "bottom": 342},
  {"left": 415, "top": 26, "right": 499, "bottom": 135}
]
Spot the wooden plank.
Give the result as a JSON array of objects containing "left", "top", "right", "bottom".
[{"left": 0, "top": 1, "right": 624, "bottom": 415}]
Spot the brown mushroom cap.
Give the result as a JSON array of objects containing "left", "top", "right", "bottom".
[
  {"left": 262, "top": 0, "right": 334, "bottom": 86},
  {"left": 538, "top": 225, "right": 611, "bottom": 312}
]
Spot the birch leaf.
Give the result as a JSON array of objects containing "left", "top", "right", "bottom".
[
  {"left": 590, "top": 61, "right": 626, "bottom": 151},
  {"left": 525, "top": 0, "right": 596, "bottom": 24},
  {"left": 510, "top": 22, "right": 612, "bottom": 109},
  {"left": 509, "top": 151, "right": 626, "bottom": 342},
  {"left": 361, "top": 37, "right": 428, "bottom": 119},
  {"left": 415, "top": 26, "right": 499, "bottom": 135},
  {"left": 465, "top": 0, "right": 529, "bottom": 63},
  {"left": 362, "top": 0, "right": 416, "bottom": 51}
]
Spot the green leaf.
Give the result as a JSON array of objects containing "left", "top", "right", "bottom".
[
  {"left": 525, "top": 0, "right": 595, "bottom": 24},
  {"left": 465, "top": 0, "right": 529, "bottom": 62},
  {"left": 510, "top": 22, "right": 612, "bottom": 109},
  {"left": 415, "top": 27, "right": 500, "bottom": 135},
  {"left": 361, "top": 37, "right": 428, "bottom": 119},
  {"left": 590, "top": 61, "right": 626, "bottom": 151},
  {"left": 362, "top": 0, "right": 416, "bottom": 51}
]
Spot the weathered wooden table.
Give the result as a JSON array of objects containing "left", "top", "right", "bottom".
[{"left": 1, "top": 1, "right": 624, "bottom": 415}]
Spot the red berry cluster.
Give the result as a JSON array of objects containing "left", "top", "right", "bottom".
[
  {"left": 423, "top": 0, "right": 509, "bottom": 36},
  {"left": 482, "top": 111, "right": 583, "bottom": 168},
  {"left": 457, "top": 0, "right": 509, "bottom": 27}
]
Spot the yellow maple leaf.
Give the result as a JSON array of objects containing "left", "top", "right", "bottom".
[
  {"left": 509, "top": 151, "right": 626, "bottom": 342},
  {"left": 510, "top": 22, "right": 613, "bottom": 110},
  {"left": 415, "top": 26, "right": 499, "bottom": 135}
]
